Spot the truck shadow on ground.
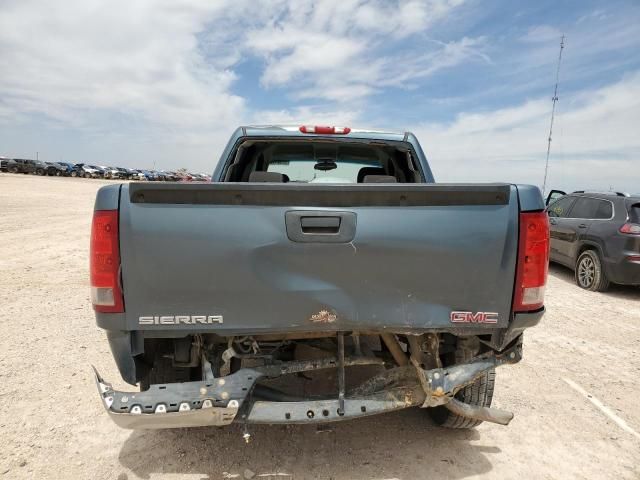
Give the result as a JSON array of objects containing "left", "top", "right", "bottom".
[
  {"left": 548, "top": 263, "right": 639, "bottom": 301},
  {"left": 118, "top": 407, "right": 499, "bottom": 479}
]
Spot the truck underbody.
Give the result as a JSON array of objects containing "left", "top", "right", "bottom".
[{"left": 95, "top": 329, "right": 530, "bottom": 431}]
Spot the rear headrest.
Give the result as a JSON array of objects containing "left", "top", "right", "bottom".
[
  {"left": 248, "top": 171, "right": 289, "bottom": 183},
  {"left": 357, "top": 167, "right": 386, "bottom": 183},
  {"left": 363, "top": 175, "right": 397, "bottom": 183}
]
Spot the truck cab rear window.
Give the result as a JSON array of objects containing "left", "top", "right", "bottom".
[
  {"left": 224, "top": 140, "right": 423, "bottom": 183},
  {"left": 267, "top": 144, "right": 381, "bottom": 183}
]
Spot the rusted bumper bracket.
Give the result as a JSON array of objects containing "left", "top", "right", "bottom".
[
  {"left": 248, "top": 386, "right": 424, "bottom": 424},
  {"left": 415, "top": 340, "right": 522, "bottom": 407},
  {"left": 445, "top": 398, "right": 514, "bottom": 426},
  {"left": 412, "top": 341, "right": 522, "bottom": 425}
]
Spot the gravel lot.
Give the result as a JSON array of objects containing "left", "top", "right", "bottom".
[{"left": 1, "top": 173, "right": 639, "bottom": 480}]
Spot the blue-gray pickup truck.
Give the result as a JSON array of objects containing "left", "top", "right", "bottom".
[{"left": 92, "top": 125, "right": 549, "bottom": 432}]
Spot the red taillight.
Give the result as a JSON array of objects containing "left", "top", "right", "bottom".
[
  {"left": 513, "top": 211, "right": 549, "bottom": 312},
  {"left": 299, "top": 125, "right": 351, "bottom": 134},
  {"left": 620, "top": 223, "right": 640, "bottom": 235},
  {"left": 90, "top": 210, "right": 123, "bottom": 313}
]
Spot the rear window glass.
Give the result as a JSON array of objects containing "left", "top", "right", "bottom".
[
  {"left": 628, "top": 204, "right": 640, "bottom": 222},
  {"left": 266, "top": 144, "right": 381, "bottom": 183},
  {"left": 594, "top": 200, "right": 613, "bottom": 219},
  {"left": 567, "top": 198, "right": 612, "bottom": 219}
]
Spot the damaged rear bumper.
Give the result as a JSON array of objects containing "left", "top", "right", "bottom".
[
  {"left": 94, "top": 341, "right": 523, "bottom": 429},
  {"left": 95, "top": 370, "right": 423, "bottom": 429},
  {"left": 94, "top": 367, "right": 244, "bottom": 429}
]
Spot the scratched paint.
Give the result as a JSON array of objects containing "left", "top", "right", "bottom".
[{"left": 309, "top": 309, "right": 337, "bottom": 323}]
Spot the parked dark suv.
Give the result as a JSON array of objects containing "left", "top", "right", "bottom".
[
  {"left": 45, "top": 162, "right": 72, "bottom": 176},
  {"left": 546, "top": 190, "right": 640, "bottom": 291},
  {"left": 6, "top": 158, "right": 47, "bottom": 175}
]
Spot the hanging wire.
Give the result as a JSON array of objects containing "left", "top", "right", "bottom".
[{"left": 542, "top": 35, "right": 565, "bottom": 196}]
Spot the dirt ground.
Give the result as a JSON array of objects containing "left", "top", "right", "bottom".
[{"left": 1, "top": 173, "right": 639, "bottom": 480}]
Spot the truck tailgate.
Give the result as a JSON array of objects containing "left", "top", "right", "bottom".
[{"left": 119, "top": 183, "right": 518, "bottom": 333}]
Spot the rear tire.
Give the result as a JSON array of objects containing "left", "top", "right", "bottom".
[
  {"left": 9, "top": 166, "right": 19, "bottom": 174},
  {"left": 575, "top": 250, "right": 609, "bottom": 292},
  {"left": 428, "top": 341, "right": 495, "bottom": 429},
  {"left": 140, "top": 353, "right": 193, "bottom": 391}
]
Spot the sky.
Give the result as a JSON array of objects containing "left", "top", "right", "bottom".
[{"left": 0, "top": 0, "right": 639, "bottom": 193}]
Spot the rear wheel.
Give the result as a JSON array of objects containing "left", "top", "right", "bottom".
[
  {"left": 36, "top": 168, "right": 46, "bottom": 176},
  {"left": 9, "top": 166, "right": 19, "bottom": 174},
  {"left": 576, "top": 250, "right": 609, "bottom": 291},
  {"left": 428, "top": 339, "right": 495, "bottom": 429}
]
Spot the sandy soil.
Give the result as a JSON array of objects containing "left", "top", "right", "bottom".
[{"left": 1, "top": 172, "right": 639, "bottom": 480}]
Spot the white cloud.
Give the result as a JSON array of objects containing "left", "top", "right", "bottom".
[
  {"left": 0, "top": 0, "right": 471, "bottom": 132},
  {"left": 382, "top": 36, "right": 490, "bottom": 87},
  {"left": 251, "top": 105, "right": 362, "bottom": 126},
  {"left": 520, "top": 25, "right": 562, "bottom": 44},
  {"left": 414, "top": 72, "right": 640, "bottom": 193},
  {"left": 244, "top": 0, "right": 477, "bottom": 101},
  {"left": 0, "top": 0, "right": 245, "bottom": 131},
  {"left": 0, "top": 1, "right": 460, "bottom": 172}
]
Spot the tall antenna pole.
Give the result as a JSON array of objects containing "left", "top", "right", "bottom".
[{"left": 542, "top": 35, "right": 565, "bottom": 196}]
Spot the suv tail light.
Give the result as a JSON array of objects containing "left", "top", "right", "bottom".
[
  {"left": 619, "top": 223, "right": 640, "bottom": 235},
  {"left": 513, "top": 211, "right": 549, "bottom": 312},
  {"left": 299, "top": 125, "right": 351, "bottom": 134},
  {"left": 90, "top": 210, "right": 123, "bottom": 313}
]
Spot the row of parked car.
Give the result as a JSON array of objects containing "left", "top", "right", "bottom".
[{"left": 0, "top": 157, "right": 211, "bottom": 182}]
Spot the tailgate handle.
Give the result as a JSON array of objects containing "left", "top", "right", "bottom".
[
  {"left": 300, "top": 216, "right": 341, "bottom": 234},
  {"left": 286, "top": 211, "right": 356, "bottom": 243}
]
